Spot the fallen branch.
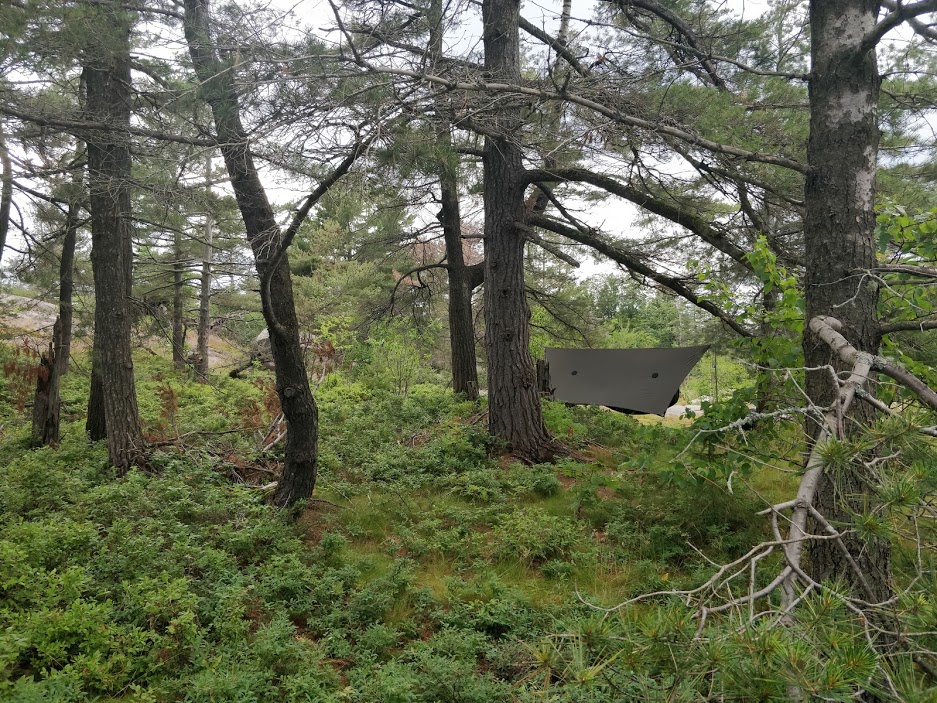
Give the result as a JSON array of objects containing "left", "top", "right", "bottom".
[
  {"left": 598, "top": 314, "right": 937, "bottom": 630},
  {"left": 855, "top": 387, "right": 937, "bottom": 437},
  {"left": 813, "top": 315, "right": 937, "bottom": 411}
]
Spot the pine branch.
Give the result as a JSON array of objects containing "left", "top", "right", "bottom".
[
  {"left": 527, "top": 211, "right": 754, "bottom": 338},
  {"left": 525, "top": 166, "right": 751, "bottom": 265},
  {"left": 864, "top": 0, "right": 937, "bottom": 50}
]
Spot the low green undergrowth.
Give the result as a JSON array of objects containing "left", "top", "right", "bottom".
[{"left": 0, "top": 349, "right": 934, "bottom": 701}]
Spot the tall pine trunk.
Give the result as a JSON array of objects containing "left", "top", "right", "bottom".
[
  {"left": 0, "top": 123, "right": 11, "bottom": 265},
  {"left": 183, "top": 0, "right": 318, "bottom": 506},
  {"left": 57, "top": 198, "right": 79, "bottom": 376},
  {"left": 439, "top": 162, "right": 479, "bottom": 400},
  {"left": 482, "top": 0, "right": 553, "bottom": 460},
  {"left": 804, "top": 0, "right": 891, "bottom": 605},
  {"left": 172, "top": 227, "right": 186, "bottom": 369},
  {"left": 84, "top": 2, "right": 145, "bottom": 473},
  {"left": 429, "top": 0, "right": 479, "bottom": 400},
  {"left": 195, "top": 213, "right": 212, "bottom": 381},
  {"left": 86, "top": 348, "right": 107, "bottom": 439}
]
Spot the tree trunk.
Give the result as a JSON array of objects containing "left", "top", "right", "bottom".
[
  {"left": 84, "top": 1, "right": 145, "bottom": 474},
  {"left": 429, "top": 2, "right": 479, "bottom": 400},
  {"left": 34, "top": 197, "right": 82, "bottom": 447},
  {"left": 57, "top": 198, "right": 79, "bottom": 375},
  {"left": 803, "top": 0, "right": 891, "bottom": 606},
  {"left": 183, "top": 0, "right": 318, "bottom": 507},
  {"left": 86, "top": 344, "right": 107, "bottom": 440},
  {"left": 31, "top": 320, "right": 61, "bottom": 446},
  {"left": 0, "top": 123, "right": 12, "bottom": 266},
  {"left": 195, "top": 213, "right": 212, "bottom": 381},
  {"left": 440, "top": 164, "right": 479, "bottom": 400},
  {"left": 172, "top": 227, "right": 186, "bottom": 369},
  {"left": 482, "top": 0, "right": 554, "bottom": 460}
]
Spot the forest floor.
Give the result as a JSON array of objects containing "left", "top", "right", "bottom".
[{"left": 0, "top": 336, "right": 931, "bottom": 701}]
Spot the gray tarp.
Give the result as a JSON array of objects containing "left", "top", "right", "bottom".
[{"left": 544, "top": 346, "right": 710, "bottom": 416}]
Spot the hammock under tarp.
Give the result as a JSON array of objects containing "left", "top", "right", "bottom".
[{"left": 544, "top": 346, "right": 710, "bottom": 416}]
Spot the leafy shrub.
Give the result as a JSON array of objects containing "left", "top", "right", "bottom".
[
  {"left": 494, "top": 508, "right": 587, "bottom": 565},
  {"left": 602, "top": 476, "right": 764, "bottom": 567},
  {"left": 522, "top": 464, "right": 564, "bottom": 497},
  {"left": 443, "top": 469, "right": 509, "bottom": 503},
  {"left": 404, "top": 636, "right": 513, "bottom": 703},
  {"left": 542, "top": 401, "right": 588, "bottom": 445},
  {"left": 440, "top": 577, "right": 543, "bottom": 639}
]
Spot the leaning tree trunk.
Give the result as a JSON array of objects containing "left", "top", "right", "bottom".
[
  {"left": 803, "top": 0, "right": 891, "bottom": 606},
  {"left": 84, "top": 2, "right": 145, "bottom": 473},
  {"left": 183, "top": 0, "right": 317, "bottom": 506},
  {"left": 482, "top": 0, "right": 553, "bottom": 460}
]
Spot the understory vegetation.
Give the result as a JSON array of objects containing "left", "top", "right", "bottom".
[
  {"left": 1, "top": 346, "right": 935, "bottom": 702},
  {"left": 4, "top": 0, "right": 937, "bottom": 697}
]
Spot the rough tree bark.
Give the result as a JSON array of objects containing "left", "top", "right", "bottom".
[
  {"left": 31, "top": 320, "right": 61, "bottom": 446},
  {"left": 803, "top": 0, "right": 891, "bottom": 605},
  {"left": 439, "top": 149, "right": 479, "bottom": 400},
  {"left": 183, "top": 0, "right": 318, "bottom": 506},
  {"left": 86, "top": 349, "right": 107, "bottom": 439},
  {"left": 429, "top": 0, "right": 479, "bottom": 400},
  {"left": 84, "top": 3, "right": 145, "bottom": 472},
  {"left": 482, "top": 0, "right": 554, "bottom": 459}
]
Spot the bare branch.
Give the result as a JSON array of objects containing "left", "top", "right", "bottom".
[
  {"left": 855, "top": 387, "right": 937, "bottom": 437},
  {"left": 526, "top": 166, "right": 751, "bottom": 265},
  {"left": 879, "top": 318, "right": 937, "bottom": 334},
  {"left": 0, "top": 103, "right": 216, "bottom": 148},
  {"left": 864, "top": 264, "right": 937, "bottom": 279},
  {"left": 814, "top": 315, "right": 937, "bottom": 411},
  {"left": 518, "top": 224, "right": 580, "bottom": 267},
  {"left": 269, "top": 133, "right": 376, "bottom": 278},
  {"left": 606, "top": 0, "right": 728, "bottom": 91},
  {"left": 527, "top": 212, "right": 754, "bottom": 337},
  {"left": 864, "top": 0, "right": 937, "bottom": 50},
  {"left": 387, "top": 263, "right": 449, "bottom": 314},
  {"left": 75, "top": 0, "right": 184, "bottom": 20},
  {"left": 769, "top": 318, "right": 875, "bottom": 607},
  {"left": 336, "top": 65, "right": 807, "bottom": 172},
  {"left": 518, "top": 16, "right": 590, "bottom": 77}
]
